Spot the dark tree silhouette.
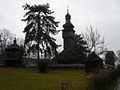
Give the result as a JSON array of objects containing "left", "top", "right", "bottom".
[
  {"left": 105, "top": 51, "right": 116, "bottom": 66},
  {"left": 74, "top": 34, "right": 89, "bottom": 55},
  {"left": 22, "top": 3, "right": 59, "bottom": 60},
  {"left": 83, "top": 26, "right": 107, "bottom": 55},
  {"left": 73, "top": 34, "right": 90, "bottom": 63}
]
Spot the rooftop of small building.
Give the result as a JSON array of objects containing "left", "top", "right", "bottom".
[{"left": 5, "top": 38, "right": 21, "bottom": 51}]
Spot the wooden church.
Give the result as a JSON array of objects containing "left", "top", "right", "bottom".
[
  {"left": 55, "top": 10, "right": 87, "bottom": 64},
  {"left": 55, "top": 10, "right": 103, "bottom": 70}
]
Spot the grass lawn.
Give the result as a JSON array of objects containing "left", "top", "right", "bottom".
[{"left": 0, "top": 68, "right": 88, "bottom": 90}]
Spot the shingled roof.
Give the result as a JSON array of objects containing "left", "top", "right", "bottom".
[
  {"left": 54, "top": 45, "right": 87, "bottom": 64},
  {"left": 5, "top": 39, "right": 20, "bottom": 51}
]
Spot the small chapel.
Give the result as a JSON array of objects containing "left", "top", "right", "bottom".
[{"left": 3, "top": 39, "right": 24, "bottom": 67}]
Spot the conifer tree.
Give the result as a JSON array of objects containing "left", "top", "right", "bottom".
[
  {"left": 74, "top": 34, "right": 89, "bottom": 55},
  {"left": 22, "top": 3, "right": 59, "bottom": 60},
  {"left": 74, "top": 34, "right": 89, "bottom": 62},
  {"left": 105, "top": 51, "right": 116, "bottom": 66}
]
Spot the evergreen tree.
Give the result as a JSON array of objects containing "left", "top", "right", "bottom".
[
  {"left": 74, "top": 34, "right": 89, "bottom": 63},
  {"left": 22, "top": 3, "right": 59, "bottom": 60},
  {"left": 74, "top": 34, "right": 89, "bottom": 55},
  {"left": 105, "top": 51, "right": 116, "bottom": 66}
]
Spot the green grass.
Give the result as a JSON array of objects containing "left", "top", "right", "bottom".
[{"left": 0, "top": 68, "right": 88, "bottom": 90}]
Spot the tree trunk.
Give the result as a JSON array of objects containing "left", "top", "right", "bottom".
[{"left": 37, "top": 15, "right": 40, "bottom": 60}]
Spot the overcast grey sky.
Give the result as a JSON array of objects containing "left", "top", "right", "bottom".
[{"left": 0, "top": 0, "right": 120, "bottom": 52}]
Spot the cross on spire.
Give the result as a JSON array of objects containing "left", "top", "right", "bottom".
[
  {"left": 67, "top": 6, "right": 69, "bottom": 14},
  {"left": 14, "top": 34, "right": 17, "bottom": 44}
]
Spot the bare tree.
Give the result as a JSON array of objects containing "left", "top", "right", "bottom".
[
  {"left": 0, "top": 29, "right": 15, "bottom": 50},
  {"left": 116, "top": 50, "right": 120, "bottom": 58},
  {"left": 16, "top": 38, "right": 24, "bottom": 46},
  {"left": 116, "top": 50, "right": 120, "bottom": 66},
  {"left": 83, "top": 26, "right": 107, "bottom": 55}
]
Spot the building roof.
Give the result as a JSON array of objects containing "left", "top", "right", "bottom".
[
  {"left": 87, "top": 52, "right": 103, "bottom": 62},
  {"left": 54, "top": 45, "right": 87, "bottom": 64},
  {"left": 5, "top": 39, "right": 21, "bottom": 51}
]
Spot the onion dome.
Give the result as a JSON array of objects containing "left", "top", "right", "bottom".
[{"left": 63, "top": 10, "right": 74, "bottom": 30}]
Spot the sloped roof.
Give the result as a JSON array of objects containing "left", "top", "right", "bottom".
[
  {"left": 87, "top": 52, "right": 103, "bottom": 62},
  {"left": 6, "top": 43, "right": 20, "bottom": 50},
  {"left": 54, "top": 46, "right": 87, "bottom": 64},
  {"left": 5, "top": 39, "right": 20, "bottom": 51}
]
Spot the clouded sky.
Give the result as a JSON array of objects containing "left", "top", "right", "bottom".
[{"left": 0, "top": 0, "right": 120, "bottom": 52}]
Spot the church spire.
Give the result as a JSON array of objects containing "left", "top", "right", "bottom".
[
  {"left": 13, "top": 38, "right": 17, "bottom": 44},
  {"left": 67, "top": 6, "right": 69, "bottom": 14},
  {"left": 63, "top": 8, "right": 74, "bottom": 29},
  {"left": 65, "top": 8, "right": 71, "bottom": 23},
  {"left": 62, "top": 9, "right": 75, "bottom": 50}
]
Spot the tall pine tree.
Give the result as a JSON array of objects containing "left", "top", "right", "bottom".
[
  {"left": 73, "top": 34, "right": 89, "bottom": 63},
  {"left": 22, "top": 3, "right": 59, "bottom": 60}
]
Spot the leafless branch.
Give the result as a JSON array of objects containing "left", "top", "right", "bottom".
[{"left": 83, "top": 26, "right": 107, "bottom": 55}]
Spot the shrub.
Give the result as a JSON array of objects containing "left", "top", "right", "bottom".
[
  {"left": 37, "top": 61, "right": 48, "bottom": 73},
  {"left": 87, "top": 68, "right": 120, "bottom": 90}
]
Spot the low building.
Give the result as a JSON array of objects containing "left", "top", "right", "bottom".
[
  {"left": 3, "top": 39, "right": 24, "bottom": 67},
  {"left": 85, "top": 52, "right": 103, "bottom": 73}
]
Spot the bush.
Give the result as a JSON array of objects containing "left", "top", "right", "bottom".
[
  {"left": 87, "top": 69, "right": 120, "bottom": 90},
  {"left": 37, "top": 61, "right": 48, "bottom": 73}
]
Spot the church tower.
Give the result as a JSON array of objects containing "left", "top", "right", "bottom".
[{"left": 62, "top": 10, "right": 75, "bottom": 50}]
